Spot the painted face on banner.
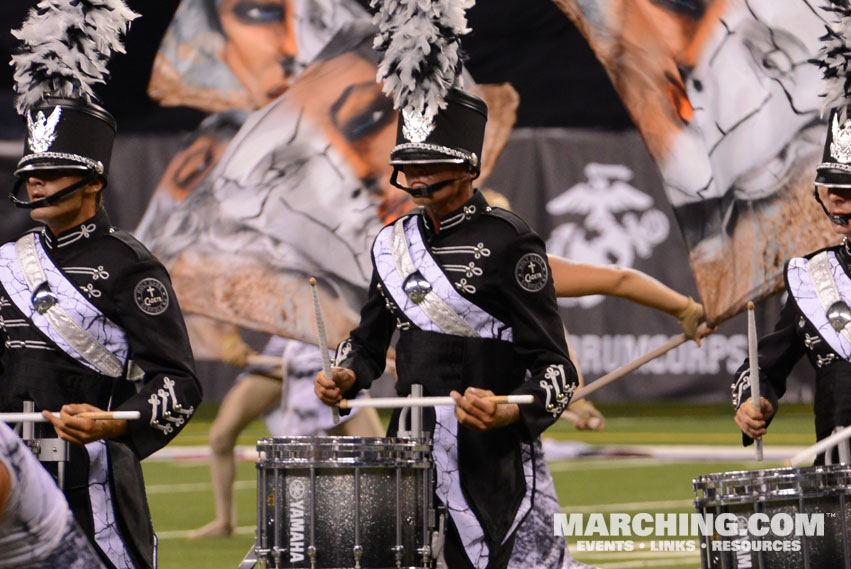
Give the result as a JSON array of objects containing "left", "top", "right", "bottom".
[
  {"left": 558, "top": 0, "right": 832, "bottom": 321},
  {"left": 146, "top": 0, "right": 367, "bottom": 112},
  {"left": 571, "top": 0, "right": 822, "bottom": 207},
  {"left": 147, "top": 31, "right": 400, "bottom": 291},
  {"left": 669, "top": 0, "right": 823, "bottom": 206},
  {"left": 219, "top": 0, "right": 299, "bottom": 107},
  {"left": 286, "top": 50, "right": 403, "bottom": 220}
]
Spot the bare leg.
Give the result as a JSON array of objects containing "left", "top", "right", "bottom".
[{"left": 189, "top": 373, "right": 282, "bottom": 538}]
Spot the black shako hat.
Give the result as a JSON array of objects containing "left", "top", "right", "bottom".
[
  {"left": 815, "top": 106, "right": 851, "bottom": 189},
  {"left": 9, "top": 0, "right": 138, "bottom": 188},
  {"left": 389, "top": 88, "right": 488, "bottom": 173},
  {"left": 15, "top": 97, "right": 117, "bottom": 179}
]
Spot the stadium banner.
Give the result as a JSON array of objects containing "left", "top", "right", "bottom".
[{"left": 0, "top": 125, "right": 809, "bottom": 401}]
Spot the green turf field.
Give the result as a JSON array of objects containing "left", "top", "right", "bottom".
[{"left": 145, "top": 402, "right": 817, "bottom": 569}]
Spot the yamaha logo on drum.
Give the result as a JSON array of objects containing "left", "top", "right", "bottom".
[
  {"left": 288, "top": 479, "right": 307, "bottom": 564},
  {"left": 289, "top": 479, "right": 306, "bottom": 500}
]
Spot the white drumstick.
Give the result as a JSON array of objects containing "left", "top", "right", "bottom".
[
  {"left": 0, "top": 411, "right": 141, "bottom": 423},
  {"left": 747, "top": 301, "right": 764, "bottom": 461},
  {"left": 310, "top": 277, "right": 340, "bottom": 425},
  {"left": 786, "top": 424, "right": 851, "bottom": 467},
  {"left": 339, "top": 395, "right": 534, "bottom": 409}
]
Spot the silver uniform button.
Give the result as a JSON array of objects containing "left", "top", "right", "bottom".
[
  {"left": 402, "top": 271, "right": 432, "bottom": 304},
  {"left": 31, "top": 283, "right": 59, "bottom": 315},
  {"left": 827, "top": 300, "right": 851, "bottom": 332}
]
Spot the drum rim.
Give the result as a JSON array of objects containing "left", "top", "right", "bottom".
[
  {"left": 693, "top": 464, "right": 851, "bottom": 506},
  {"left": 257, "top": 435, "right": 433, "bottom": 468},
  {"left": 258, "top": 436, "right": 428, "bottom": 445},
  {"left": 693, "top": 464, "right": 851, "bottom": 485}
]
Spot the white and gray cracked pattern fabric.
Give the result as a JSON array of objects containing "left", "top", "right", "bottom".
[
  {"left": 509, "top": 440, "right": 581, "bottom": 569},
  {"left": 86, "top": 441, "right": 135, "bottom": 569},
  {"left": 0, "top": 240, "right": 130, "bottom": 373},
  {"left": 0, "top": 423, "right": 69, "bottom": 567},
  {"left": 432, "top": 407, "right": 534, "bottom": 569},
  {"left": 373, "top": 216, "right": 513, "bottom": 340},
  {"left": 788, "top": 252, "right": 851, "bottom": 360}
]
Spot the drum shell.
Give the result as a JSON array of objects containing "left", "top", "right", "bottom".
[
  {"left": 255, "top": 436, "right": 434, "bottom": 569},
  {"left": 693, "top": 465, "right": 851, "bottom": 569}
]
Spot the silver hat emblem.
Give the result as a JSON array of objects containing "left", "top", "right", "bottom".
[
  {"left": 27, "top": 106, "right": 62, "bottom": 154},
  {"left": 402, "top": 108, "right": 435, "bottom": 143},
  {"left": 830, "top": 112, "right": 851, "bottom": 164}
]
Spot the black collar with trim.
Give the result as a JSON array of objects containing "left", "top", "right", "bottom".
[
  {"left": 421, "top": 190, "right": 489, "bottom": 236},
  {"left": 40, "top": 208, "right": 113, "bottom": 251}
]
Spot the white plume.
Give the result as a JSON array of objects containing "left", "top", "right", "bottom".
[
  {"left": 371, "top": 0, "right": 474, "bottom": 128},
  {"left": 10, "top": 0, "right": 140, "bottom": 115}
]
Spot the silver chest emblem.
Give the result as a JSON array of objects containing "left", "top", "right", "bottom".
[
  {"left": 31, "top": 283, "right": 58, "bottom": 315},
  {"left": 831, "top": 113, "right": 851, "bottom": 164},
  {"left": 27, "top": 106, "right": 62, "bottom": 154},
  {"left": 827, "top": 300, "right": 851, "bottom": 332},
  {"left": 402, "top": 271, "right": 432, "bottom": 304}
]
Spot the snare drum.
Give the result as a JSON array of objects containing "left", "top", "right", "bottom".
[
  {"left": 693, "top": 465, "right": 851, "bottom": 569},
  {"left": 254, "top": 436, "right": 434, "bottom": 569}
]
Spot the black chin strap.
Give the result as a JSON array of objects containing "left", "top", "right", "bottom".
[
  {"left": 10, "top": 171, "right": 98, "bottom": 210},
  {"left": 390, "top": 168, "right": 470, "bottom": 198}
]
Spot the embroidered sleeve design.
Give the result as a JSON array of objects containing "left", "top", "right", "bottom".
[
  {"left": 335, "top": 338, "right": 353, "bottom": 366},
  {"left": 731, "top": 368, "right": 751, "bottom": 409},
  {"left": 539, "top": 364, "right": 574, "bottom": 418},
  {"left": 148, "top": 376, "right": 194, "bottom": 435}
]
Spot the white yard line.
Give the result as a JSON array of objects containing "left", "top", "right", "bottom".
[
  {"left": 548, "top": 458, "right": 692, "bottom": 472},
  {"left": 146, "top": 480, "right": 255, "bottom": 494}
]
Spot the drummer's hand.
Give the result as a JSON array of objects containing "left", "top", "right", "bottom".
[
  {"left": 314, "top": 367, "right": 356, "bottom": 406},
  {"left": 451, "top": 387, "right": 519, "bottom": 432},
  {"left": 735, "top": 397, "right": 775, "bottom": 440},
  {"left": 42, "top": 403, "right": 128, "bottom": 446}
]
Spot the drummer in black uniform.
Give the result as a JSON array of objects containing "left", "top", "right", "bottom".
[
  {"left": 0, "top": 4, "right": 202, "bottom": 568},
  {"left": 315, "top": 88, "right": 592, "bottom": 568},
  {"left": 732, "top": 4, "right": 851, "bottom": 463}
]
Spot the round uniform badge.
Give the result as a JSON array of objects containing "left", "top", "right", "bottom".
[
  {"left": 134, "top": 278, "right": 170, "bottom": 315},
  {"left": 515, "top": 253, "right": 548, "bottom": 292}
]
